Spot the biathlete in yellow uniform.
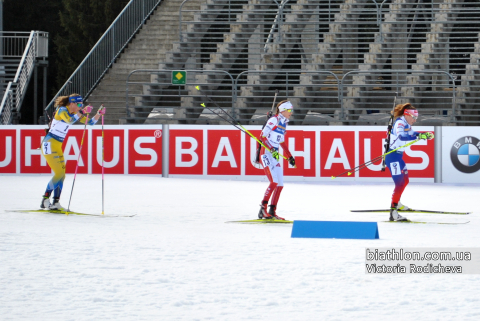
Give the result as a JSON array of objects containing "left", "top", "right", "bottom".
[{"left": 40, "top": 94, "right": 106, "bottom": 210}]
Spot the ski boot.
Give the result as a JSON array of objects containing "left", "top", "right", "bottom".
[
  {"left": 49, "top": 198, "right": 66, "bottom": 211},
  {"left": 397, "top": 201, "right": 410, "bottom": 211},
  {"left": 389, "top": 203, "right": 408, "bottom": 221},
  {"left": 258, "top": 201, "right": 271, "bottom": 219},
  {"left": 268, "top": 205, "right": 285, "bottom": 220},
  {"left": 40, "top": 193, "right": 51, "bottom": 209}
]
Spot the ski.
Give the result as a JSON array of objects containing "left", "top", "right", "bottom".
[
  {"left": 382, "top": 220, "right": 469, "bottom": 225},
  {"left": 351, "top": 209, "right": 471, "bottom": 215},
  {"left": 7, "top": 210, "right": 136, "bottom": 217},
  {"left": 226, "top": 219, "right": 293, "bottom": 224}
]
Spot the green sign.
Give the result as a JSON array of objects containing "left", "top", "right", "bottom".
[{"left": 172, "top": 71, "right": 187, "bottom": 85}]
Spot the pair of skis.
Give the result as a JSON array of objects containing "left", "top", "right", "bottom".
[
  {"left": 8, "top": 209, "right": 135, "bottom": 218},
  {"left": 228, "top": 208, "right": 471, "bottom": 224},
  {"left": 351, "top": 208, "right": 470, "bottom": 224}
]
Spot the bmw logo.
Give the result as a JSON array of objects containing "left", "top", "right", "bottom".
[{"left": 450, "top": 136, "right": 480, "bottom": 173}]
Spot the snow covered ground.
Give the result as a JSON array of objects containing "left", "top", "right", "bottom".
[{"left": 1, "top": 174, "right": 480, "bottom": 320}]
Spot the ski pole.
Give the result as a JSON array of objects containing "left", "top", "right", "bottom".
[
  {"left": 66, "top": 112, "right": 90, "bottom": 215},
  {"left": 381, "top": 92, "right": 398, "bottom": 171},
  {"left": 331, "top": 138, "right": 422, "bottom": 179},
  {"left": 195, "top": 86, "right": 290, "bottom": 161},
  {"left": 255, "top": 89, "right": 278, "bottom": 164},
  {"left": 100, "top": 105, "right": 105, "bottom": 215}
]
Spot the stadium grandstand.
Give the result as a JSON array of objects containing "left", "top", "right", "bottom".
[{"left": 2, "top": 0, "right": 480, "bottom": 126}]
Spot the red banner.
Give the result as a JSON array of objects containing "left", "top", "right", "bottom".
[
  {"left": 62, "top": 130, "right": 89, "bottom": 174},
  {"left": 207, "top": 130, "right": 241, "bottom": 175},
  {"left": 169, "top": 129, "right": 203, "bottom": 175},
  {"left": 92, "top": 129, "right": 124, "bottom": 174},
  {"left": 0, "top": 126, "right": 435, "bottom": 180},
  {"left": 0, "top": 129, "right": 16, "bottom": 173},
  {"left": 20, "top": 129, "right": 50, "bottom": 174},
  {"left": 320, "top": 131, "right": 355, "bottom": 178},
  {"left": 283, "top": 130, "right": 316, "bottom": 177},
  {"left": 128, "top": 129, "right": 163, "bottom": 175}
]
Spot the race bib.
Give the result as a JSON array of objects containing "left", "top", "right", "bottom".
[
  {"left": 261, "top": 154, "right": 270, "bottom": 167},
  {"left": 50, "top": 119, "right": 70, "bottom": 138},
  {"left": 42, "top": 142, "right": 52, "bottom": 155},
  {"left": 390, "top": 161, "right": 401, "bottom": 176}
]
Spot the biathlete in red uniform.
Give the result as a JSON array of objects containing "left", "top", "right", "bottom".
[
  {"left": 258, "top": 101, "right": 296, "bottom": 220},
  {"left": 385, "top": 103, "right": 433, "bottom": 221}
]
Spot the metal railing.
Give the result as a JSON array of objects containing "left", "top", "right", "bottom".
[
  {"left": 0, "top": 32, "right": 32, "bottom": 124},
  {"left": 341, "top": 69, "right": 457, "bottom": 124},
  {"left": 0, "top": 31, "right": 34, "bottom": 56},
  {"left": 136, "top": 0, "right": 476, "bottom": 125},
  {"left": 174, "top": 1, "right": 480, "bottom": 75},
  {"left": 126, "top": 69, "right": 235, "bottom": 124},
  {"left": 126, "top": 69, "right": 457, "bottom": 125},
  {"left": 0, "top": 31, "right": 47, "bottom": 124},
  {"left": 235, "top": 70, "right": 341, "bottom": 125},
  {"left": 176, "top": 0, "right": 290, "bottom": 75},
  {"left": 0, "top": 83, "right": 14, "bottom": 124},
  {"left": 44, "top": 0, "right": 163, "bottom": 117},
  {"left": 40, "top": 0, "right": 480, "bottom": 125}
]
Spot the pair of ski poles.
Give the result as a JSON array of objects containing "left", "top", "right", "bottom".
[
  {"left": 195, "top": 86, "right": 295, "bottom": 167},
  {"left": 66, "top": 105, "right": 105, "bottom": 215},
  {"left": 331, "top": 138, "right": 424, "bottom": 179}
]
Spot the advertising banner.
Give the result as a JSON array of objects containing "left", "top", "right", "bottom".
[
  {"left": 442, "top": 127, "right": 480, "bottom": 183},
  {"left": 0, "top": 125, "right": 438, "bottom": 182}
]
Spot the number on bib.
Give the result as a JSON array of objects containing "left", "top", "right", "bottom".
[
  {"left": 261, "top": 154, "right": 271, "bottom": 168},
  {"left": 390, "top": 161, "right": 401, "bottom": 176},
  {"left": 43, "top": 142, "right": 52, "bottom": 155}
]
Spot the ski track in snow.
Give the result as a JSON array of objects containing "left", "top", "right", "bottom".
[{"left": 1, "top": 175, "right": 480, "bottom": 320}]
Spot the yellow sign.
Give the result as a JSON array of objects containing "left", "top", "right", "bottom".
[{"left": 172, "top": 71, "right": 186, "bottom": 85}]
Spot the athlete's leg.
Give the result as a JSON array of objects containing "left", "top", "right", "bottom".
[
  {"left": 388, "top": 156, "right": 408, "bottom": 206},
  {"left": 267, "top": 165, "right": 285, "bottom": 219},
  {"left": 393, "top": 169, "right": 409, "bottom": 206},
  {"left": 386, "top": 152, "right": 409, "bottom": 221},
  {"left": 42, "top": 138, "right": 66, "bottom": 201},
  {"left": 259, "top": 153, "right": 279, "bottom": 218},
  {"left": 271, "top": 165, "right": 284, "bottom": 205},
  {"left": 261, "top": 153, "right": 279, "bottom": 202},
  {"left": 271, "top": 186, "right": 283, "bottom": 206}
]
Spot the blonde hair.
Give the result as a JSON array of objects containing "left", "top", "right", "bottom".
[
  {"left": 275, "top": 100, "right": 289, "bottom": 115},
  {"left": 393, "top": 103, "right": 416, "bottom": 118},
  {"left": 54, "top": 93, "right": 82, "bottom": 108}
]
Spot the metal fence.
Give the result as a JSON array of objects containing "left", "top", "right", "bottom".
[
  {"left": 126, "top": 69, "right": 235, "bottom": 124},
  {"left": 135, "top": 0, "right": 478, "bottom": 125},
  {"left": 44, "top": 0, "right": 163, "bottom": 118},
  {"left": 0, "top": 31, "right": 48, "bottom": 125},
  {"left": 126, "top": 68, "right": 457, "bottom": 125},
  {"left": 35, "top": 0, "right": 480, "bottom": 125},
  {"left": 235, "top": 70, "right": 340, "bottom": 125},
  {"left": 176, "top": 1, "right": 480, "bottom": 74},
  {"left": 0, "top": 83, "right": 14, "bottom": 124}
]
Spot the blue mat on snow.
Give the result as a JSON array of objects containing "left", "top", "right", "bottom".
[{"left": 291, "top": 220, "right": 379, "bottom": 239}]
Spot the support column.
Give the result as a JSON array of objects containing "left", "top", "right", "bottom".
[
  {"left": 162, "top": 124, "right": 169, "bottom": 178},
  {"left": 34, "top": 63, "right": 38, "bottom": 124},
  {"left": 434, "top": 126, "right": 442, "bottom": 183}
]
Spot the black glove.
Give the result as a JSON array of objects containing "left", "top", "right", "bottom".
[{"left": 288, "top": 156, "right": 295, "bottom": 167}]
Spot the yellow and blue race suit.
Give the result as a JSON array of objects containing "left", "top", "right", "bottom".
[{"left": 41, "top": 106, "right": 97, "bottom": 199}]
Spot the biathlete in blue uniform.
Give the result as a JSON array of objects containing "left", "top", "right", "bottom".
[
  {"left": 385, "top": 103, "right": 433, "bottom": 221},
  {"left": 258, "top": 101, "right": 296, "bottom": 220},
  {"left": 40, "top": 94, "right": 106, "bottom": 210}
]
